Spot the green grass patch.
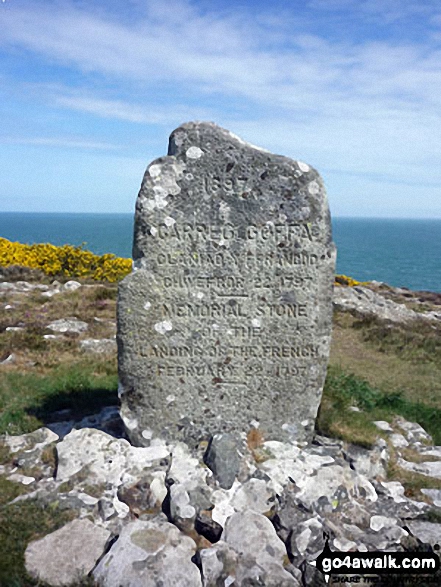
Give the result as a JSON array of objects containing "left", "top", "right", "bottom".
[
  {"left": 317, "top": 366, "right": 441, "bottom": 446},
  {"left": 0, "top": 361, "right": 118, "bottom": 435},
  {"left": 0, "top": 477, "right": 27, "bottom": 506}
]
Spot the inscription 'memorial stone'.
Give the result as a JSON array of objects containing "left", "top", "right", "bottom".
[{"left": 118, "top": 122, "right": 336, "bottom": 445}]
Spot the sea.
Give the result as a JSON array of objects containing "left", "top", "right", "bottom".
[{"left": 0, "top": 213, "right": 440, "bottom": 293}]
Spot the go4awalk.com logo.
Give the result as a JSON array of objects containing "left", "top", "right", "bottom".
[{"left": 315, "top": 539, "right": 440, "bottom": 584}]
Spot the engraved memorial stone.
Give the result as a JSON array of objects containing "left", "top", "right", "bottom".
[{"left": 117, "top": 122, "right": 336, "bottom": 445}]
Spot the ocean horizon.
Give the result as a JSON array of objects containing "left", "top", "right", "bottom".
[{"left": 1, "top": 212, "right": 440, "bottom": 293}]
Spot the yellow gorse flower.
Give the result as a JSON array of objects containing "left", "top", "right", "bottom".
[
  {"left": 0, "top": 238, "right": 132, "bottom": 282},
  {"left": 334, "top": 274, "right": 362, "bottom": 287},
  {"left": 0, "top": 237, "right": 363, "bottom": 287}
]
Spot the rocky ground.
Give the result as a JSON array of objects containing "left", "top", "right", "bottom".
[
  {"left": 1, "top": 272, "right": 441, "bottom": 586},
  {"left": 1, "top": 409, "right": 441, "bottom": 586}
]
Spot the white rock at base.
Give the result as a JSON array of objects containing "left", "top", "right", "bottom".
[
  {"left": 3, "top": 427, "right": 59, "bottom": 453},
  {"left": 25, "top": 518, "right": 110, "bottom": 586},
  {"left": 407, "top": 521, "right": 441, "bottom": 546},
  {"left": 209, "top": 510, "right": 298, "bottom": 586},
  {"left": 56, "top": 428, "right": 170, "bottom": 485},
  {"left": 93, "top": 516, "right": 202, "bottom": 587}
]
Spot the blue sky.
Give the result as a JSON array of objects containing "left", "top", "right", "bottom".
[{"left": 1, "top": 0, "right": 440, "bottom": 217}]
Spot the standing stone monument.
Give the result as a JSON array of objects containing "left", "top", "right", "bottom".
[{"left": 118, "top": 122, "right": 336, "bottom": 446}]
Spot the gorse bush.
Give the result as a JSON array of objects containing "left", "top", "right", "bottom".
[
  {"left": 335, "top": 274, "right": 362, "bottom": 287},
  {"left": 1, "top": 236, "right": 361, "bottom": 286},
  {"left": 0, "top": 238, "right": 132, "bottom": 283}
]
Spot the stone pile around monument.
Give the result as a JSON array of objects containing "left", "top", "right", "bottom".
[
  {"left": 118, "top": 121, "right": 336, "bottom": 445},
  {"left": 1, "top": 412, "right": 439, "bottom": 586}
]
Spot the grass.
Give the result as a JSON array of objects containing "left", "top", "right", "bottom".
[
  {"left": 328, "top": 305, "right": 441, "bottom": 452},
  {"left": 330, "top": 311, "right": 441, "bottom": 408},
  {"left": 0, "top": 361, "right": 118, "bottom": 435},
  {"left": 318, "top": 365, "right": 441, "bottom": 447},
  {"left": 355, "top": 314, "right": 441, "bottom": 364}
]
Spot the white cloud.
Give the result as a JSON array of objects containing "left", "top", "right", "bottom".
[
  {"left": 1, "top": 0, "right": 441, "bottom": 216},
  {"left": 53, "top": 94, "right": 212, "bottom": 125},
  {"left": 307, "top": 0, "right": 439, "bottom": 23},
  {"left": 2, "top": 1, "right": 440, "bottom": 112},
  {"left": 2, "top": 136, "right": 119, "bottom": 150}
]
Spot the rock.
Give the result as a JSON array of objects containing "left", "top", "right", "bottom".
[
  {"left": 62, "top": 280, "right": 82, "bottom": 291},
  {"left": 272, "top": 487, "right": 311, "bottom": 543},
  {"left": 7, "top": 472, "right": 36, "bottom": 485},
  {"left": 0, "top": 352, "right": 16, "bottom": 364},
  {"left": 98, "top": 496, "right": 118, "bottom": 521},
  {"left": 370, "top": 515, "right": 397, "bottom": 532},
  {"left": 219, "top": 510, "right": 298, "bottom": 585},
  {"left": 257, "top": 441, "right": 305, "bottom": 495},
  {"left": 204, "top": 433, "right": 240, "bottom": 489},
  {"left": 373, "top": 420, "right": 393, "bottom": 432},
  {"left": 397, "top": 457, "right": 441, "bottom": 480},
  {"left": 394, "top": 416, "right": 433, "bottom": 445},
  {"left": 343, "top": 440, "right": 388, "bottom": 479},
  {"left": 3, "top": 426, "right": 58, "bottom": 453},
  {"left": 80, "top": 337, "right": 117, "bottom": 354},
  {"left": 389, "top": 432, "right": 409, "bottom": 448},
  {"left": 420, "top": 447, "right": 441, "bottom": 458},
  {"left": 195, "top": 512, "right": 223, "bottom": 543},
  {"left": 222, "top": 510, "right": 288, "bottom": 564},
  {"left": 169, "top": 483, "right": 197, "bottom": 531},
  {"left": 46, "top": 405, "right": 124, "bottom": 440},
  {"left": 231, "top": 477, "right": 276, "bottom": 515},
  {"left": 289, "top": 515, "right": 326, "bottom": 560},
  {"left": 93, "top": 516, "right": 202, "bottom": 587},
  {"left": 2, "top": 410, "right": 439, "bottom": 587},
  {"left": 165, "top": 442, "right": 214, "bottom": 530},
  {"left": 333, "top": 285, "right": 420, "bottom": 323},
  {"left": 200, "top": 513, "right": 300, "bottom": 586},
  {"left": 118, "top": 121, "right": 335, "bottom": 445},
  {"left": 295, "top": 464, "right": 377, "bottom": 508},
  {"left": 25, "top": 518, "right": 110, "bottom": 586},
  {"left": 380, "top": 481, "right": 407, "bottom": 503},
  {"left": 56, "top": 428, "right": 170, "bottom": 487},
  {"left": 168, "top": 442, "right": 211, "bottom": 488},
  {"left": 406, "top": 521, "right": 441, "bottom": 547},
  {"left": 421, "top": 488, "right": 441, "bottom": 507},
  {"left": 117, "top": 474, "right": 167, "bottom": 516},
  {"left": 47, "top": 317, "right": 88, "bottom": 334},
  {"left": 209, "top": 476, "right": 277, "bottom": 528},
  {"left": 199, "top": 541, "right": 239, "bottom": 586}
]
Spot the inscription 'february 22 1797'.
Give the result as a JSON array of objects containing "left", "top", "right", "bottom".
[{"left": 117, "top": 121, "right": 336, "bottom": 445}]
